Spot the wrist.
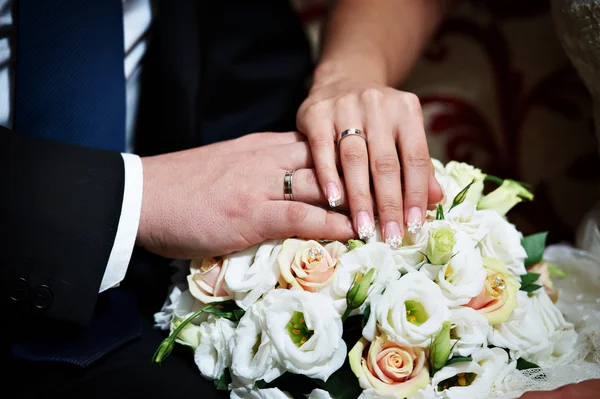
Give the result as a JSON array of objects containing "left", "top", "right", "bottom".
[
  {"left": 312, "top": 55, "right": 389, "bottom": 88},
  {"left": 136, "top": 155, "right": 161, "bottom": 250}
]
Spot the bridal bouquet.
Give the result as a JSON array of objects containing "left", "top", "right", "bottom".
[{"left": 152, "top": 160, "right": 593, "bottom": 398}]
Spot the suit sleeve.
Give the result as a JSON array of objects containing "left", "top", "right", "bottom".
[{"left": 2, "top": 126, "right": 126, "bottom": 325}]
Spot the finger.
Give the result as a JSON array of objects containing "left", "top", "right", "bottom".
[
  {"left": 365, "top": 95, "right": 403, "bottom": 249},
  {"left": 269, "top": 141, "right": 315, "bottom": 170},
  {"left": 297, "top": 101, "right": 344, "bottom": 208},
  {"left": 259, "top": 201, "right": 355, "bottom": 241},
  {"left": 272, "top": 168, "right": 352, "bottom": 210},
  {"left": 395, "top": 93, "right": 430, "bottom": 235},
  {"left": 335, "top": 98, "right": 374, "bottom": 240},
  {"left": 428, "top": 161, "right": 444, "bottom": 205}
]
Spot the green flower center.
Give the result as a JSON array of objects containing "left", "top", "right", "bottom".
[
  {"left": 438, "top": 372, "right": 477, "bottom": 390},
  {"left": 404, "top": 300, "right": 428, "bottom": 326},
  {"left": 286, "top": 311, "right": 314, "bottom": 347}
]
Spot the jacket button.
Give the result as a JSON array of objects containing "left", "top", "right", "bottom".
[
  {"left": 32, "top": 285, "right": 53, "bottom": 310},
  {"left": 10, "top": 278, "right": 30, "bottom": 302}
]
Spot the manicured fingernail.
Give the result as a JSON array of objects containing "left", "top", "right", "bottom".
[
  {"left": 356, "top": 211, "right": 374, "bottom": 240},
  {"left": 406, "top": 207, "right": 423, "bottom": 234},
  {"left": 326, "top": 183, "right": 341, "bottom": 208},
  {"left": 384, "top": 221, "right": 402, "bottom": 249}
]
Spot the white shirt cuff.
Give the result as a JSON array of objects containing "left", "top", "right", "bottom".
[{"left": 99, "top": 153, "right": 144, "bottom": 292}]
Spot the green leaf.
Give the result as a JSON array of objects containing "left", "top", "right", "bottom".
[
  {"left": 214, "top": 368, "right": 232, "bottom": 390},
  {"left": 436, "top": 204, "right": 445, "bottom": 220},
  {"left": 516, "top": 358, "right": 539, "bottom": 370},
  {"left": 202, "top": 301, "right": 245, "bottom": 322},
  {"left": 520, "top": 284, "right": 543, "bottom": 293},
  {"left": 445, "top": 356, "right": 473, "bottom": 366},
  {"left": 362, "top": 304, "right": 371, "bottom": 329},
  {"left": 520, "top": 272, "right": 541, "bottom": 287},
  {"left": 449, "top": 179, "right": 475, "bottom": 211},
  {"left": 316, "top": 370, "right": 362, "bottom": 399},
  {"left": 521, "top": 232, "right": 548, "bottom": 267}
]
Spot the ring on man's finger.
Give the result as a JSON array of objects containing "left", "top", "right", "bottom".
[
  {"left": 337, "top": 128, "right": 367, "bottom": 146},
  {"left": 283, "top": 170, "right": 296, "bottom": 201}
]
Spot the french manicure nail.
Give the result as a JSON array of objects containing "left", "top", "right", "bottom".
[
  {"left": 326, "top": 182, "right": 341, "bottom": 208},
  {"left": 385, "top": 221, "right": 402, "bottom": 249},
  {"left": 406, "top": 207, "right": 423, "bottom": 234},
  {"left": 356, "top": 211, "right": 374, "bottom": 240}
]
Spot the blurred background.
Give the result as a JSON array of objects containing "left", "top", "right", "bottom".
[{"left": 294, "top": 0, "right": 600, "bottom": 245}]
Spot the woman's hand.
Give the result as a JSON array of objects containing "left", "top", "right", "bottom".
[{"left": 297, "top": 76, "right": 443, "bottom": 247}]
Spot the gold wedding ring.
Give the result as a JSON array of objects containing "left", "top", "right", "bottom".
[
  {"left": 337, "top": 128, "right": 367, "bottom": 146},
  {"left": 283, "top": 170, "right": 296, "bottom": 201}
]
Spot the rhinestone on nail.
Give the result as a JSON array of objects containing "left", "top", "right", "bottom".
[
  {"left": 407, "top": 220, "right": 422, "bottom": 234},
  {"left": 386, "top": 236, "right": 402, "bottom": 250},
  {"left": 328, "top": 197, "right": 341, "bottom": 208},
  {"left": 358, "top": 224, "right": 375, "bottom": 240}
]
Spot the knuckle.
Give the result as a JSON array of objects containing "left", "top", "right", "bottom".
[
  {"left": 399, "top": 92, "right": 422, "bottom": 118},
  {"left": 406, "top": 151, "right": 431, "bottom": 169},
  {"left": 373, "top": 154, "right": 400, "bottom": 176},
  {"left": 310, "top": 137, "right": 334, "bottom": 152},
  {"left": 349, "top": 189, "right": 371, "bottom": 206},
  {"left": 334, "top": 94, "right": 358, "bottom": 109},
  {"left": 298, "top": 101, "right": 330, "bottom": 127},
  {"left": 360, "top": 88, "right": 384, "bottom": 105},
  {"left": 341, "top": 147, "right": 366, "bottom": 165},
  {"left": 379, "top": 201, "right": 403, "bottom": 216}
]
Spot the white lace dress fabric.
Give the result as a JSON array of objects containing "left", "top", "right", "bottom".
[
  {"left": 552, "top": 0, "right": 600, "bottom": 256},
  {"left": 487, "top": 3, "right": 600, "bottom": 397}
]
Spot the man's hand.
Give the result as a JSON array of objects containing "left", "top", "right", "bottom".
[
  {"left": 136, "top": 132, "right": 354, "bottom": 259},
  {"left": 519, "top": 379, "right": 600, "bottom": 398}
]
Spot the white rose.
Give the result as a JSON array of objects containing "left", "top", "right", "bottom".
[
  {"left": 358, "top": 385, "right": 436, "bottom": 399},
  {"left": 154, "top": 284, "right": 187, "bottom": 330},
  {"left": 449, "top": 307, "right": 490, "bottom": 357},
  {"left": 262, "top": 289, "right": 346, "bottom": 381},
  {"left": 432, "top": 347, "right": 515, "bottom": 399},
  {"left": 489, "top": 291, "right": 576, "bottom": 366},
  {"left": 392, "top": 223, "right": 430, "bottom": 272},
  {"left": 231, "top": 301, "right": 285, "bottom": 384},
  {"left": 363, "top": 272, "right": 450, "bottom": 347},
  {"left": 225, "top": 241, "right": 282, "bottom": 309},
  {"left": 193, "top": 315, "right": 236, "bottom": 380},
  {"left": 231, "top": 387, "right": 292, "bottom": 399},
  {"left": 445, "top": 161, "right": 486, "bottom": 205},
  {"left": 445, "top": 203, "right": 488, "bottom": 243},
  {"left": 307, "top": 389, "right": 333, "bottom": 399},
  {"left": 432, "top": 160, "right": 462, "bottom": 211},
  {"left": 475, "top": 210, "right": 527, "bottom": 276},
  {"left": 421, "top": 228, "right": 487, "bottom": 307},
  {"left": 325, "top": 242, "right": 401, "bottom": 314}
]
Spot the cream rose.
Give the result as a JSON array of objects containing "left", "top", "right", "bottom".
[
  {"left": 449, "top": 307, "right": 490, "bottom": 357},
  {"left": 528, "top": 262, "right": 559, "bottom": 302},
  {"left": 325, "top": 242, "right": 401, "bottom": 314},
  {"left": 262, "top": 289, "right": 346, "bottom": 381},
  {"left": 466, "top": 258, "right": 520, "bottom": 324},
  {"left": 188, "top": 257, "right": 232, "bottom": 303},
  {"left": 432, "top": 347, "right": 514, "bottom": 399},
  {"left": 193, "top": 315, "right": 236, "bottom": 380},
  {"left": 230, "top": 301, "right": 285, "bottom": 384},
  {"left": 349, "top": 334, "right": 429, "bottom": 398},
  {"left": 277, "top": 239, "right": 347, "bottom": 292},
  {"left": 363, "top": 272, "right": 450, "bottom": 347},
  {"left": 225, "top": 241, "right": 282, "bottom": 309}
]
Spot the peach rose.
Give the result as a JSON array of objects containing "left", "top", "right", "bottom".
[
  {"left": 466, "top": 257, "right": 520, "bottom": 324},
  {"left": 528, "top": 262, "right": 559, "bottom": 303},
  {"left": 277, "top": 239, "right": 347, "bottom": 292},
  {"left": 349, "top": 334, "right": 429, "bottom": 397},
  {"left": 188, "top": 257, "right": 231, "bottom": 303}
]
